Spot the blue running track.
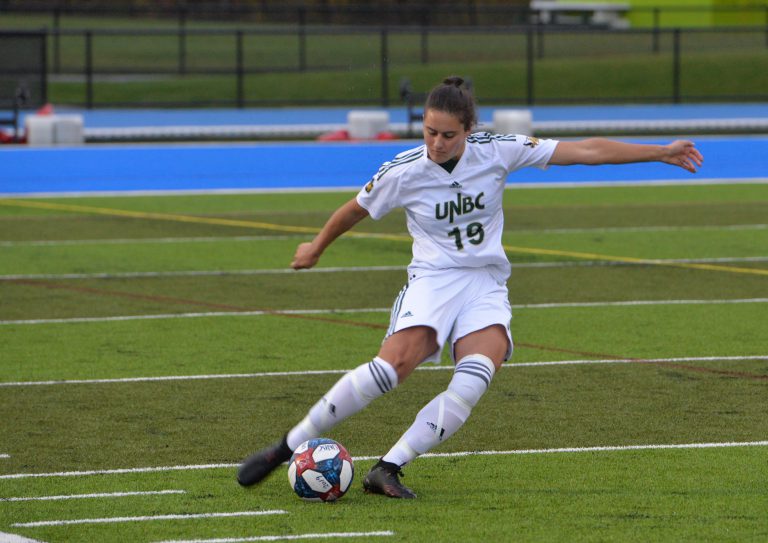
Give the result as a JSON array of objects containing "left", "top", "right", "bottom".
[
  {"left": 1, "top": 103, "right": 766, "bottom": 195},
  {"left": 1, "top": 136, "right": 766, "bottom": 195}
]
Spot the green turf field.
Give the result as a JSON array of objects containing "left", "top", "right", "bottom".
[{"left": 1, "top": 183, "right": 767, "bottom": 542}]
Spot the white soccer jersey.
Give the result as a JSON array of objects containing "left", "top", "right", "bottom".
[{"left": 356, "top": 133, "right": 559, "bottom": 281}]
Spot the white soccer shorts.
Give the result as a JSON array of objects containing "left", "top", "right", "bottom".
[{"left": 384, "top": 266, "right": 514, "bottom": 364}]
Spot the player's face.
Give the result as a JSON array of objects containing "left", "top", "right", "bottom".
[{"left": 423, "top": 109, "right": 471, "bottom": 164}]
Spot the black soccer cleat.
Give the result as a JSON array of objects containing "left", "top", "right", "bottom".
[
  {"left": 362, "top": 459, "right": 417, "bottom": 499},
  {"left": 237, "top": 435, "right": 292, "bottom": 487}
]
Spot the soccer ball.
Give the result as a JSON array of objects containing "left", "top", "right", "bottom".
[{"left": 287, "top": 438, "right": 354, "bottom": 501}]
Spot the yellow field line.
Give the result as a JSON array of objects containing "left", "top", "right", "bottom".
[
  {"left": 0, "top": 198, "right": 321, "bottom": 234},
  {"left": 500, "top": 244, "right": 768, "bottom": 277},
  {"left": 2, "top": 198, "right": 767, "bottom": 277}
]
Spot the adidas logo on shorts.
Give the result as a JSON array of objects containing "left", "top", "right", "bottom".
[{"left": 400, "top": 311, "right": 413, "bottom": 318}]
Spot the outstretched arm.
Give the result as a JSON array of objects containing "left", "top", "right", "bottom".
[
  {"left": 291, "top": 197, "right": 370, "bottom": 270},
  {"left": 549, "top": 138, "right": 703, "bottom": 173}
]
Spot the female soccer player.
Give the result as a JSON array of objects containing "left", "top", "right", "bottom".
[{"left": 237, "top": 76, "right": 703, "bottom": 498}]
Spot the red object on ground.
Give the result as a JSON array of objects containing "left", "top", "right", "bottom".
[
  {"left": 317, "top": 129, "right": 398, "bottom": 142},
  {"left": 375, "top": 131, "right": 398, "bottom": 140},
  {"left": 36, "top": 103, "right": 55, "bottom": 115},
  {"left": 316, "top": 129, "right": 351, "bottom": 141}
]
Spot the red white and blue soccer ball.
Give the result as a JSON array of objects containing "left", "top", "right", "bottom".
[{"left": 287, "top": 438, "right": 354, "bottom": 502}]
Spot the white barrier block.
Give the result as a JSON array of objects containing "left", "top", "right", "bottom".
[
  {"left": 25, "top": 114, "right": 85, "bottom": 145},
  {"left": 492, "top": 109, "right": 533, "bottom": 135},
  {"left": 53, "top": 115, "right": 84, "bottom": 145},
  {"left": 347, "top": 110, "right": 389, "bottom": 139},
  {"left": 25, "top": 115, "right": 56, "bottom": 146}
]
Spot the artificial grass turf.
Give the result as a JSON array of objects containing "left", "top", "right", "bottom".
[
  {"left": 1, "top": 183, "right": 766, "bottom": 542},
  {"left": 3, "top": 447, "right": 765, "bottom": 542}
]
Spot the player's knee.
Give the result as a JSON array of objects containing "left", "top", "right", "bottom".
[
  {"left": 448, "top": 354, "right": 496, "bottom": 408},
  {"left": 378, "top": 327, "right": 438, "bottom": 382},
  {"left": 454, "top": 325, "right": 510, "bottom": 370}
]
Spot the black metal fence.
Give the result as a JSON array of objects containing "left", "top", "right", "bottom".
[
  {"left": 2, "top": 1, "right": 768, "bottom": 109},
  {"left": 2, "top": 2, "right": 767, "bottom": 28},
  {"left": 0, "top": 31, "right": 46, "bottom": 139},
  {"left": 0, "top": 31, "right": 47, "bottom": 106},
  {"left": 16, "top": 23, "right": 763, "bottom": 109}
]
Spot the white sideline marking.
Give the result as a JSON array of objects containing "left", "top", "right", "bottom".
[
  {"left": 1, "top": 222, "right": 765, "bottom": 248},
  {"left": 508, "top": 355, "right": 768, "bottom": 368},
  {"left": 2, "top": 257, "right": 767, "bottom": 281},
  {"left": 506, "top": 177, "right": 768, "bottom": 189},
  {"left": 516, "top": 298, "right": 768, "bottom": 309},
  {"left": 416, "top": 440, "right": 768, "bottom": 459},
  {"left": 0, "top": 369, "right": 348, "bottom": 387},
  {"left": 514, "top": 256, "right": 768, "bottom": 268},
  {"left": 0, "top": 235, "right": 308, "bottom": 248},
  {"left": 0, "top": 266, "right": 406, "bottom": 281},
  {"left": 11, "top": 510, "right": 287, "bottom": 528},
  {"left": 1, "top": 297, "right": 767, "bottom": 326},
  {"left": 0, "top": 454, "right": 9, "bottom": 459},
  {"left": 1, "top": 441, "right": 766, "bottom": 481},
  {"left": 0, "top": 355, "right": 765, "bottom": 389},
  {"left": 154, "top": 531, "right": 395, "bottom": 543},
  {"left": 0, "top": 531, "right": 45, "bottom": 543},
  {"left": 0, "top": 464, "right": 235, "bottom": 480},
  {"left": 0, "top": 490, "right": 185, "bottom": 502},
  {"left": 2, "top": 177, "right": 766, "bottom": 200},
  {"left": 0, "top": 308, "right": 391, "bottom": 326},
  {"left": 520, "top": 223, "right": 768, "bottom": 234}
]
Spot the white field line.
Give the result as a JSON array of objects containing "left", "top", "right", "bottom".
[
  {"left": 513, "top": 255, "right": 768, "bottom": 267},
  {"left": 0, "top": 308, "right": 391, "bottom": 326},
  {"left": 521, "top": 223, "right": 768, "bottom": 234},
  {"left": 154, "top": 531, "right": 395, "bottom": 543},
  {"left": 1, "top": 297, "right": 767, "bottom": 327},
  {"left": 2, "top": 177, "right": 766, "bottom": 200},
  {"left": 0, "top": 235, "right": 309, "bottom": 248},
  {"left": 1, "top": 222, "right": 765, "bottom": 248},
  {"left": 11, "top": 510, "right": 287, "bottom": 528},
  {"left": 341, "top": 441, "right": 768, "bottom": 464},
  {"left": 513, "top": 298, "right": 768, "bottom": 309},
  {"left": 0, "top": 355, "right": 766, "bottom": 389},
  {"left": 2, "top": 441, "right": 767, "bottom": 482},
  {"left": 0, "top": 369, "right": 350, "bottom": 388},
  {"left": 0, "top": 266, "right": 407, "bottom": 281},
  {"left": 504, "top": 178, "right": 768, "bottom": 189},
  {"left": 0, "top": 531, "right": 45, "bottom": 543},
  {"left": 0, "top": 490, "right": 185, "bottom": 502},
  {"left": 3, "top": 256, "right": 768, "bottom": 281},
  {"left": 0, "top": 454, "right": 9, "bottom": 459},
  {"left": 0, "top": 464, "right": 235, "bottom": 480}
]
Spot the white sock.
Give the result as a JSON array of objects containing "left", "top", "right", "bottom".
[
  {"left": 286, "top": 357, "right": 398, "bottom": 450},
  {"left": 382, "top": 354, "right": 495, "bottom": 466}
]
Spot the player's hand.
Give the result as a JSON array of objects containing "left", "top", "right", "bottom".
[
  {"left": 663, "top": 140, "right": 703, "bottom": 173},
  {"left": 291, "top": 242, "right": 321, "bottom": 270}
]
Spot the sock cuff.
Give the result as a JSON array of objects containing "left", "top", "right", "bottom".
[
  {"left": 371, "top": 356, "right": 398, "bottom": 391},
  {"left": 455, "top": 354, "right": 495, "bottom": 386},
  {"left": 457, "top": 353, "right": 494, "bottom": 368}
]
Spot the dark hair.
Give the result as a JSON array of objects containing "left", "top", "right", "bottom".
[{"left": 424, "top": 76, "right": 477, "bottom": 131}]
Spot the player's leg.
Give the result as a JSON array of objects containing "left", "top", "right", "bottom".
[
  {"left": 365, "top": 325, "right": 509, "bottom": 499},
  {"left": 285, "top": 325, "right": 436, "bottom": 447},
  {"left": 237, "top": 326, "right": 436, "bottom": 487}
]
